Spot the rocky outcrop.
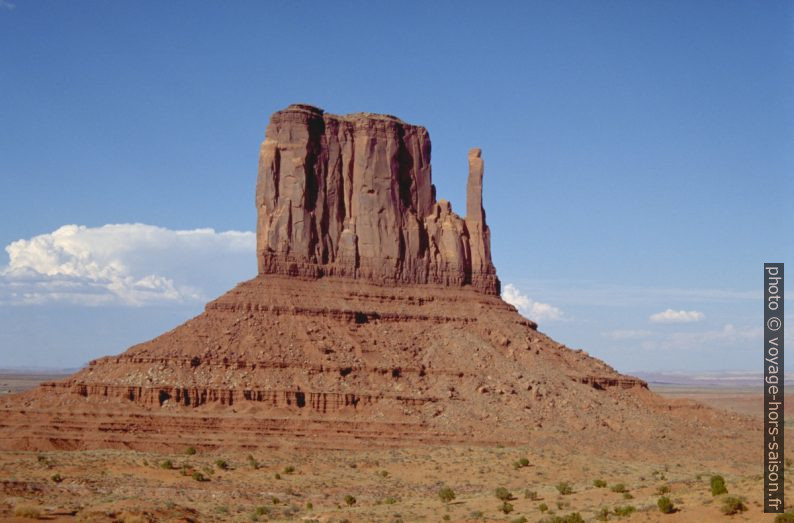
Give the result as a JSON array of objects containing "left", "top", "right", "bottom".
[{"left": 256, "top": 104, "right": 500, "bottom": 294}]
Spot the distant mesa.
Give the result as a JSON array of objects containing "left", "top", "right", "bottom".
[{"left": 256, "top": 104, "right": 499, "bottom": 294}]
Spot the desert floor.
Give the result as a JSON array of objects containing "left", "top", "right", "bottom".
[{"left": 0, "top": 376, "right": 789, "bottom": 522}]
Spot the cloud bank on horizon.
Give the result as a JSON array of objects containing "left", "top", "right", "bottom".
[{"left": 1, "top": 224, "right": 255, "bottom": 306}]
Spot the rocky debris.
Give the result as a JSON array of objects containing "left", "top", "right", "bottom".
[{"left": 256, "top": 104, "right": 500, "bottom": 294}]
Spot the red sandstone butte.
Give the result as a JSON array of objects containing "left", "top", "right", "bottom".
[{"left": 0, "top": 105, "right": 758, "bottom": 457}]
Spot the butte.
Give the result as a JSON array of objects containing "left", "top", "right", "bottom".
[{"left": 0, "top": 104, "right": 757, "bottom": 459}]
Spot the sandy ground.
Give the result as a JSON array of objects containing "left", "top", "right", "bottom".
[{"left": 0, "top": 375, "right": 787, "bottom": 522}]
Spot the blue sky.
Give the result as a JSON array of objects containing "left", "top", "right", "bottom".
[{"left": 0, "top": 1, "right": 791, "bottom": 371}]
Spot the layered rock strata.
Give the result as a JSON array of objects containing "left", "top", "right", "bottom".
[{"left": 256, "top": 104, "right": 499, "bottom": 294}]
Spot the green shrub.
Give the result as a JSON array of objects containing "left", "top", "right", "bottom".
[
  {"left": 775, "top": 512, "right": 794, "bottom": 522},
  {"left": 622, "top": 492, "right": 633, "bottom": 500},
  {"left": 595, "top": 507, "right": 609, "bottom": 521},
  {"left": 538, "top": 513, "right": 584, "bottom": 523},
  {"left": 185, "top": 446, "right": 196, "bottom": 455},
  {"left": 51, "top": 472, "right": 63, "bottom": 483},
  {"left": 284, "top": 465, "right": 295, "bottom": 474},
  {"left": 539, "top": 502, "right": 549, "bottom": 512},
  {"left": 344, "top": 494, "right": 356, "bottom": 506},
  {"left": 274, "top": 472, "right": 281, "bottom": 479},
  {"left": 215, "top": 459, "right": 229, "bottom": 470},
  {"left": 500, "top": 501, "right": 514, "bottom": 514},
  {"left": 254, "top": 506, "right": 270, "bottom": 516},
  {"left": 271, "top": 497, "right": 280, "bottom": 505},
  {"left": 610, "top": 483, "right": 627, "bottom": 493},
  {"left": 524, "top": 489, "right": 539, "bottom": 500},
  {"left": 657, "top": 496, "right": 675, "bottom": 514},
  {"left": 495, "top": 486, "right": 513, "bottom": 501},
  {"left": 720, "top": 496, "right": 746, "bottom": 515},
  {"left": 379, "top": 470, "right": 389, "bottom": 477},
  {"left": 247, "top": 454, "right": 259, "bottom": 469},
  {"left": 613, "top": 505, "right": 636, "bottom": 516},
  {"left": 556, "top": 481, "right": 573, "bottom": 495},
  {"left": 160, "top": 460, "right": 173, "bottom": 470},
  {"left": 13, "top": 506, "right": 41, "bottom": 519},
  {"left": 593, "top": 479, "right": 607, "bottom": 488},
  {"left": 192, "top": 471, "right": 207, "bottom": 482},
  {"left": 384, "top": 496, "right": 398, "bottom": 504},
  {"left": 710, "top": 475, "right": 727, "bottom": 496},
  {"left": 438, "top": 486, "right": 456, "bottom": 503},
  {"left": 656, "top": 484, "right": 670, "bottom": 495}
]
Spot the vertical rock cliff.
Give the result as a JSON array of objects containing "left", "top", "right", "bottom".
[{"left": 256, "top": 104, "right": 500, "bottom": 294}]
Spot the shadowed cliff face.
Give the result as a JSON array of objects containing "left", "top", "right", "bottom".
[{"left": 256, "top": 104, "right": 500, "bottom": 294}]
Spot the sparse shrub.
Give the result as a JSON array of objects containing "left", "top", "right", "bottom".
[
  {"left": 613, "top": 505, "right": 636, "bottom": 516},
  {"left": 524, "top": 489, "right": 539, "bottom": 500},
  {"left": 384, "top": 496, "right": 398, "bottom": 504},
  {"left": 160, "top": 459, "right": 174, "bottom": 470},
  {"left": 610, "top": 483, "right": 627, "bottom": 493},
  {"left": 215, "top": 459, "right": 229, "bottom": 470},
  {"left": 306, "top": 501, "right": 313, "bottom": 510},
  {"left": 254, "top": 506, "right": 269, "bottom": 516},
  {"left": 379, "top": 470, "right": 389, "bottom": 477},
  {"left": 786, "top": 458, "right": 793, "bottom": 469},
  {"left": 51, "top": 472, "right": 63, "bottom": 483},
  {"left": 500, "top": 501, "right": 514, "bottom": 514},
  {"left": 511, "top": 517, "right": 528, "bottom": 523},
  {"left": 593, "top": 479, "right": 607, "bottom": 488},
  {"left": 438, "top": 486, "right": 455, "bottom": 503},
  {"left": 556, "top": 481, "right": 573, "bottom": 495},
  {"left": 283, "top": 465, "right": 295, "bottom": 474},
  {"left": 271, "top": 497, "right": 280, "bottom": 505},
  {"left": 13, "top": 506, "right": 41, "bottom": 519},
  {"left": 344, "top": 494, "right": 356, "bottom": 506},
  {"left": 539, "top": 502, "right": 549, "bottom": 512},
  {"left": 657, "top": 496, "right": 675, "bottom": 514},
  {"left": 518, "top": 457, "right": 530, "bottom": 467},
  {"left": 443, "top": 516, "right": 450, "bottom": 521},
  {"left": 216, "top": 506, "right": 229, "bottom": 515},
  {"left": 538, "top": 513, "right": 584, "bottom": 523},
  {"left": 495, "top": 486, "right": 512, "bottom": 501},
  {"left": 720, "top": 496, "right": 746, "bottom": 516},
  {"left": 595, "top": 507, "right": 609, "bottom": 521},
  {"left": 274, "top": 472, "right": 281, "bottom": 479},
  {"left": 185, "top": 446, "right": 196, "bottom": 455},
  {"left": 775, "top": 512, "right": 794, "bottom": 522},
  {"left": 622, "top": 492, "right": 633, "bottom": 500},
  {"left": 247, "top": 454, "right": 259, "bottom": 469},
  {"left": 192, "top": 471, "right": 207, "bottom": 482},
  {"left": 656, "top": 485, "right": 670, "bottom": 495},
  {"left": 710, "top": 474, "right": 727, "bottom": 495}
]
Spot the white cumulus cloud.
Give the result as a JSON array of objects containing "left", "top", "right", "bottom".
[
  {"left": 1, "top": 224, "right": 256, "bottom": 306},
  {"left": 502, "top": 283, "right": 563, "bottom": 321},
  {"left": 649, "top": 308, "right": 704, "bottom": 323}
]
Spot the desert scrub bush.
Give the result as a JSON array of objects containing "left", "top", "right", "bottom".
[
  {"left": 622, "top": 492, "right": 633, "bottom": 500},
  {"left": 271, "top": 497, "right": 280, "bottom": 505},
  {"left": 720, "top": 496, "right": 747, "bottom": 515},
  {"left": 13, "top": 505, "right": 41, "bottom": 519},
  {"left": 656, "top": 484, "right": 671, "bottom": 495},
  {"left": 555, "top": 481, "right": 573, "bottom": 495},
  {"left": 511, "top": 517, "right": 528, "bottom": 523},
  {"left": 160, "top": 459, "right": 174, "bottom": 470},
  {"left": 610, "top": 483, "right": 627, "bottom": 493},
  {"left": 500, "top": 501, "right": 514, "bottom": 514},
  {"left": 274, "top": 472, "right": 281, "bottom": 479},
  {"left": 538, "top": 513, "right": 584, "bottom": 523},
  {"left": 215, "top": 459, "right": 229, "bottom": 470},
  {"left": 593, "top": 479, "right": 607, "bottom": 488},
  {"left": 51, "top": 472, "right": 63, "bottom": 483},
  {"left": 613, "top": 505, "right": 636, "bottom": 516},
  {"left": 595, "top": 507, "right": 609, "bottom": 521},
  {"left": 283, "top": 465, "right": 295, "bottom": 474},
  {"left": 343, "top": 494, "right": 356, "bottom": 506},
  {"left": 378, "top": 469, "right": 389, "bottom": 477},
  {"left": 495, "top": 486, "right": 513, "bottom": 501},
  {"left": 710, "top": 474, "right": 727, "bottom": 495},
  {"left": 775, "top": 512, "right": 794, "bottom": 522},
  {"left": 191, "top": 471, "right": 207, "bottom": 482},
  {"left": 524, "top": 489, "right": 539, "bottom": 500},
  {"left": 657, "top": 496, "right": 675, "bottom": 514},
  {"left": 246, "top": 454, "right": 259, "bottom": 469},
  {"left": 438, "top": 486, "right": 455, "bottom": 503},
  {"left": 538, "top": 502, "right": 549, "bottom": 512},
  {"left": 185, "top": 446, "right": 196, "bottom": 455},
  {"left": 513, "top": 457, "right": 531, "bottom": 468},
  {"left": 384, "top": 496, "right": 399, "bottom": 504}
]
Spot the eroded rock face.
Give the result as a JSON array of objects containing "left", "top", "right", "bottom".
[{"left": 256, "top": 104, "right": 500, "bottom": 294}]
